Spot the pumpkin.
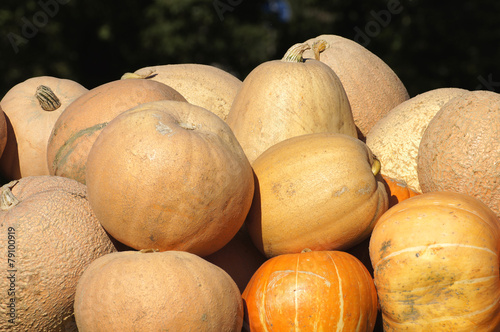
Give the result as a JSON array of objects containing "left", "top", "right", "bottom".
[
  {"left": 366, "top": 87, "right": 468, "bottom": 192},
  {"left": 85, "top": 100, "right": 254, "bottom": 256},
  {"left": 46, "top": 78, "right": 186, "bottom": 184},
  {"left": 417, "top": 90, "right": 500, "bottom": 219},
  {"left": 0, "top": 107, "right": 7, "bottom": 161},
  {"left": 121, "top": 63, "right": 242, "bottom": 122},
  {"left": 380, "top": 174, "right": 420, "bottom": 208},
  {"left": 0, "top": 175, "right": 116, "bottom": 331},
  {"left": 303, "top": 34, "right": 409, "bottom": 140},
  {"left": 246, "top": 132, "right": 388, "bottom": 258},
  {"left": 369, "top": 191, "right": 500, "bottom": 331},
  {"left": 242, "top": 249, "right": 378, "bottom": 331},
  {"left": 226, "top": 41, "right": 357, "bottom": 164},
  {"left": 204, "top": 228, "right": 267, "bottom": 293},
  {"left": 0, "top": 76, "right": 88, "bottom": 180},
  {"left": 74, "top": 250, "right": 243, "bottom": 331}
]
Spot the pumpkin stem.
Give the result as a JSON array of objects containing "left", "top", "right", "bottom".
[
  {"left": 371, "top": 157, "right": 381, "bottom": 176},
  {"left": 0, "top": 180, "right": 20, "bottom": 210},
  {"left": 282, "top": 43, "right": 312, "bottom": 63},
  {"left": 121, "top": 71, "right": 158, "bottom": 80},
  {"left": 311, "top": 40, "right": 329, "bottom": 60},
  {"left": 36, "top": 85, "right": 61, "bottom": 111}
]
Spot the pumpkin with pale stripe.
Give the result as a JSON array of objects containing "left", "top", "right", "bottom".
[{"left": 369, "top": 191, "right": 500, "bottom": 331}]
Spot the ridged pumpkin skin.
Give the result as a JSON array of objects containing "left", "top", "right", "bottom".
[
  {"left": 0, "top": 76, "right": 88, "bottom": 180},
  {"left": 369, "top": 192, "right": 500, "bottom": 331},
  {"left": 380, "top": 174, "right": 420, "bottom": 208},
  {"left": 46, "top": 78, "right": 186, "bottom": 184},
  {"left": 123, "top": 63, "right": 242, "bottom": 122},
  {"left": 247, "top": 132, "right": 388, "bottom": 258},
  {"left": 242, "top": 250, "right": 378, "bottom": 331},
  {"left": 86, "top": 100, "right": 254, "bottom": 256},
  {"left": 366, "top": 87, "right": 468, "bottom": 192},
  {"left": 74, "top": 250, "right": 243, "bottom": 332},
  {"left": 226, "top": 43, "right": 357, "bottom": 164},
  {"left": 303, "top": 34, "right": 409, "bottom": 140},
  {"left": 0, "top": 176, "right": 116, "bottom": 332},
  {"left": 417, "top": 90, "right": 500, "bottom": 219}
]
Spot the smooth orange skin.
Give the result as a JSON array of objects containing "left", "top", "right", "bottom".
[
  {"left": 369, "top": 191, "right": 500, "bottom": 331},
  {"left": 380, "top": 174, "right": 420, "bottom": 208},
  {"left": 242, "top": 250, "right": 378, "bottom": 331}
]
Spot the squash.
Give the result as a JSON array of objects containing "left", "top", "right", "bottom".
[
  {"left": 74, "top": 250, "right": 243, "bottom": 331},
  {"left": 380, "top": 174, "right": 420, "bottom": 208},
  {"left": 121, "top": 63, "right": 242, "bottom": 122},
  {"left": 242, "top": 249, "right": 378, "bottom": 331},
  {"left": 0, "top": 76, "right": 88, "bottom": 180},
  {"left": 226, "top": 41, "right": 357, "bottom": 164},
  {"left": 366, "top": 87, "right": 468, "bottom": 192},
  {"left": 246, "top": 132, "right": 388, "bottom": 258},
  {"left": 0, "top": 107, "right": 7, "bottom": 162},
  {"left": 418, "top": 90, "right": 500, "bottom": 219},
  {"left": 46, "top": 78, "right": 186, "bottom": 184},
  {"left": 0, "top": 176, "right": 116, "bottom": 331},
  {"left": 85, "top": 100, "right": 254, "bottom": 256},
  {"left": 303, "top": 34, "right": 409, "bottom": 140},
  {"left": 369, "top": 191, "right": 500, "bottom": 331}
]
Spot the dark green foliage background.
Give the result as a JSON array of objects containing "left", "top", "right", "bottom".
[{"left": 1, "top": 0, "right": 499, "bottom": 98}]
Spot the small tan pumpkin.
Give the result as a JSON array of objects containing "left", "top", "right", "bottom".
[
  {"left": 366, "top": 87, "right": 468, "bottom": 192},
  {"left": 0, "top": 176, "right": 116, "bottom": 331},
  {"left": 74, "top": 250, "right": 243, "bottom": 331},
  {"left": 246, "top": 132, "right": 388, "bottom": 258},
  {"left": 46, "top": 78, "right": 186, "bottom": 184},
  {"left": 0, "top": 77, "right": 88, "bottom": 180},
  {"left": 85, "top": 100, "right": 254, "bottom": 256},
  {"left": 121, "top": 63, "right": 242, "bottom": 122},
  {"left": 369, "top": 191, "right": 500, "bottom": 331},
  {"left": 303, "top": 34, "right": 409, "bottom": 140},
  {"left": 226, "top": 41, "right": 357, "bottom": 164}
]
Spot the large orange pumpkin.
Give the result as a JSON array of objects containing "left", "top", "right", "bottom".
[
  {"left": 242, "top": 249, "right": 378, "bottom": 331},
  {"left": 0, "top": 76, "right": 88, "bottom": 180},
  {"left": 85, "top": 100, "right": 254, "bottom": 256},
  {"left": 74, "top": 250, "right": 243, "bottom": 331},
  {"left": 369, "top": 191, "right": 500, "bottom": 331},
  {"left": 46, "top": 78, "right": 186, "bottom": 184}
]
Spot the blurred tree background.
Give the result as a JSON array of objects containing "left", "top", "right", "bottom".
[{"left": 1, "top": 0, "right": 499, "bottom": 99}]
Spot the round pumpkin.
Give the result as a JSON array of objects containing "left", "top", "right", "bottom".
[
  {"left": 74, "top": 250, "right": 243, "bottom": 331},
  {"left": 369, "top": 191, "right": 500, "bottom": 331},
  {"left": 417, "top": 90, "right": 500, "bottom": 219},
  {"left": 380, "top": 174, "right": 420, "bottom": 208},
  {"left": 0, "top": 175, "right": 116, "bottom": 331},
  {"left": 246, "top": 132, "right": 388, "bottom": 258},
  {"left": 46, "top": 78, "right": 186, "bottom": 184},
  {"left": 303, "top": 34, "right": 409, "bottom": 140},
  {"left": 0, "top": 76, "right": 88, "bottom": 180},
  {"left": 85, "top": 100, "right": 254, "bottom": 256},
  {"left": 121, "top": 63, "right": 242, "bottom": 122},
  {"left": 226, "top": 41, "right": 357, "bottom": 164},
  {"left": 242, "top": 249, "right": 378, "bottom": 331},
  {"left": 0, "top": 107, "right": 7, "bottom": 162},
  {"left": 366, "top": 87, "right": 468, "bottom": 192}
]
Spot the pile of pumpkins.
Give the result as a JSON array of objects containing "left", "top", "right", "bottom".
[{"left": 0, "top": 34, "right": 499, "bottom": 331}]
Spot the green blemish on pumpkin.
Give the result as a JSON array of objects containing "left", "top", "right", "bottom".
[
  {"left": 201, "top": 313, "right": 208, "bottom": 322},
  {"left": 379, "top": 240, "right": 392, "bottom": 259}
]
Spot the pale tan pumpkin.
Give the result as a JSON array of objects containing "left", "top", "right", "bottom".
[
  {"left": 0, "top": 77, "right": 88, "bottom": 180},
  {"left": 366, "top": 87, "right": 468, "bottom": 192},
  {"left": 246, "top": 132, "right": 388, "bottom": 258},
  {"left": 46, "top": 78, "right": 186, "bottom": 184},
  {"left": 85, "top": 100, "right": 254, "bottom": 256},
  {"left": 74, "top": 250, "right": 243, "bottom": 332},
  {"left": 0, "top": 107, "right": 7, "bottom": 161},
  {"left": 418, "top": 90, "right": 500, "bottom": 219},
  {"left": 121, "top": 63, "right": 242, "bottom": 122},
  {"left": 369, "top": 191, "right": 500, "bottom": 331},
  {"left": 303, "top": 34, "right": 409, "bottom": 140},
  {"left": 226, "top": 41, "right": 357, "bottom": 164},
  {"left": 0, "top": 176, "right": 116, "bottom": 331}
]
